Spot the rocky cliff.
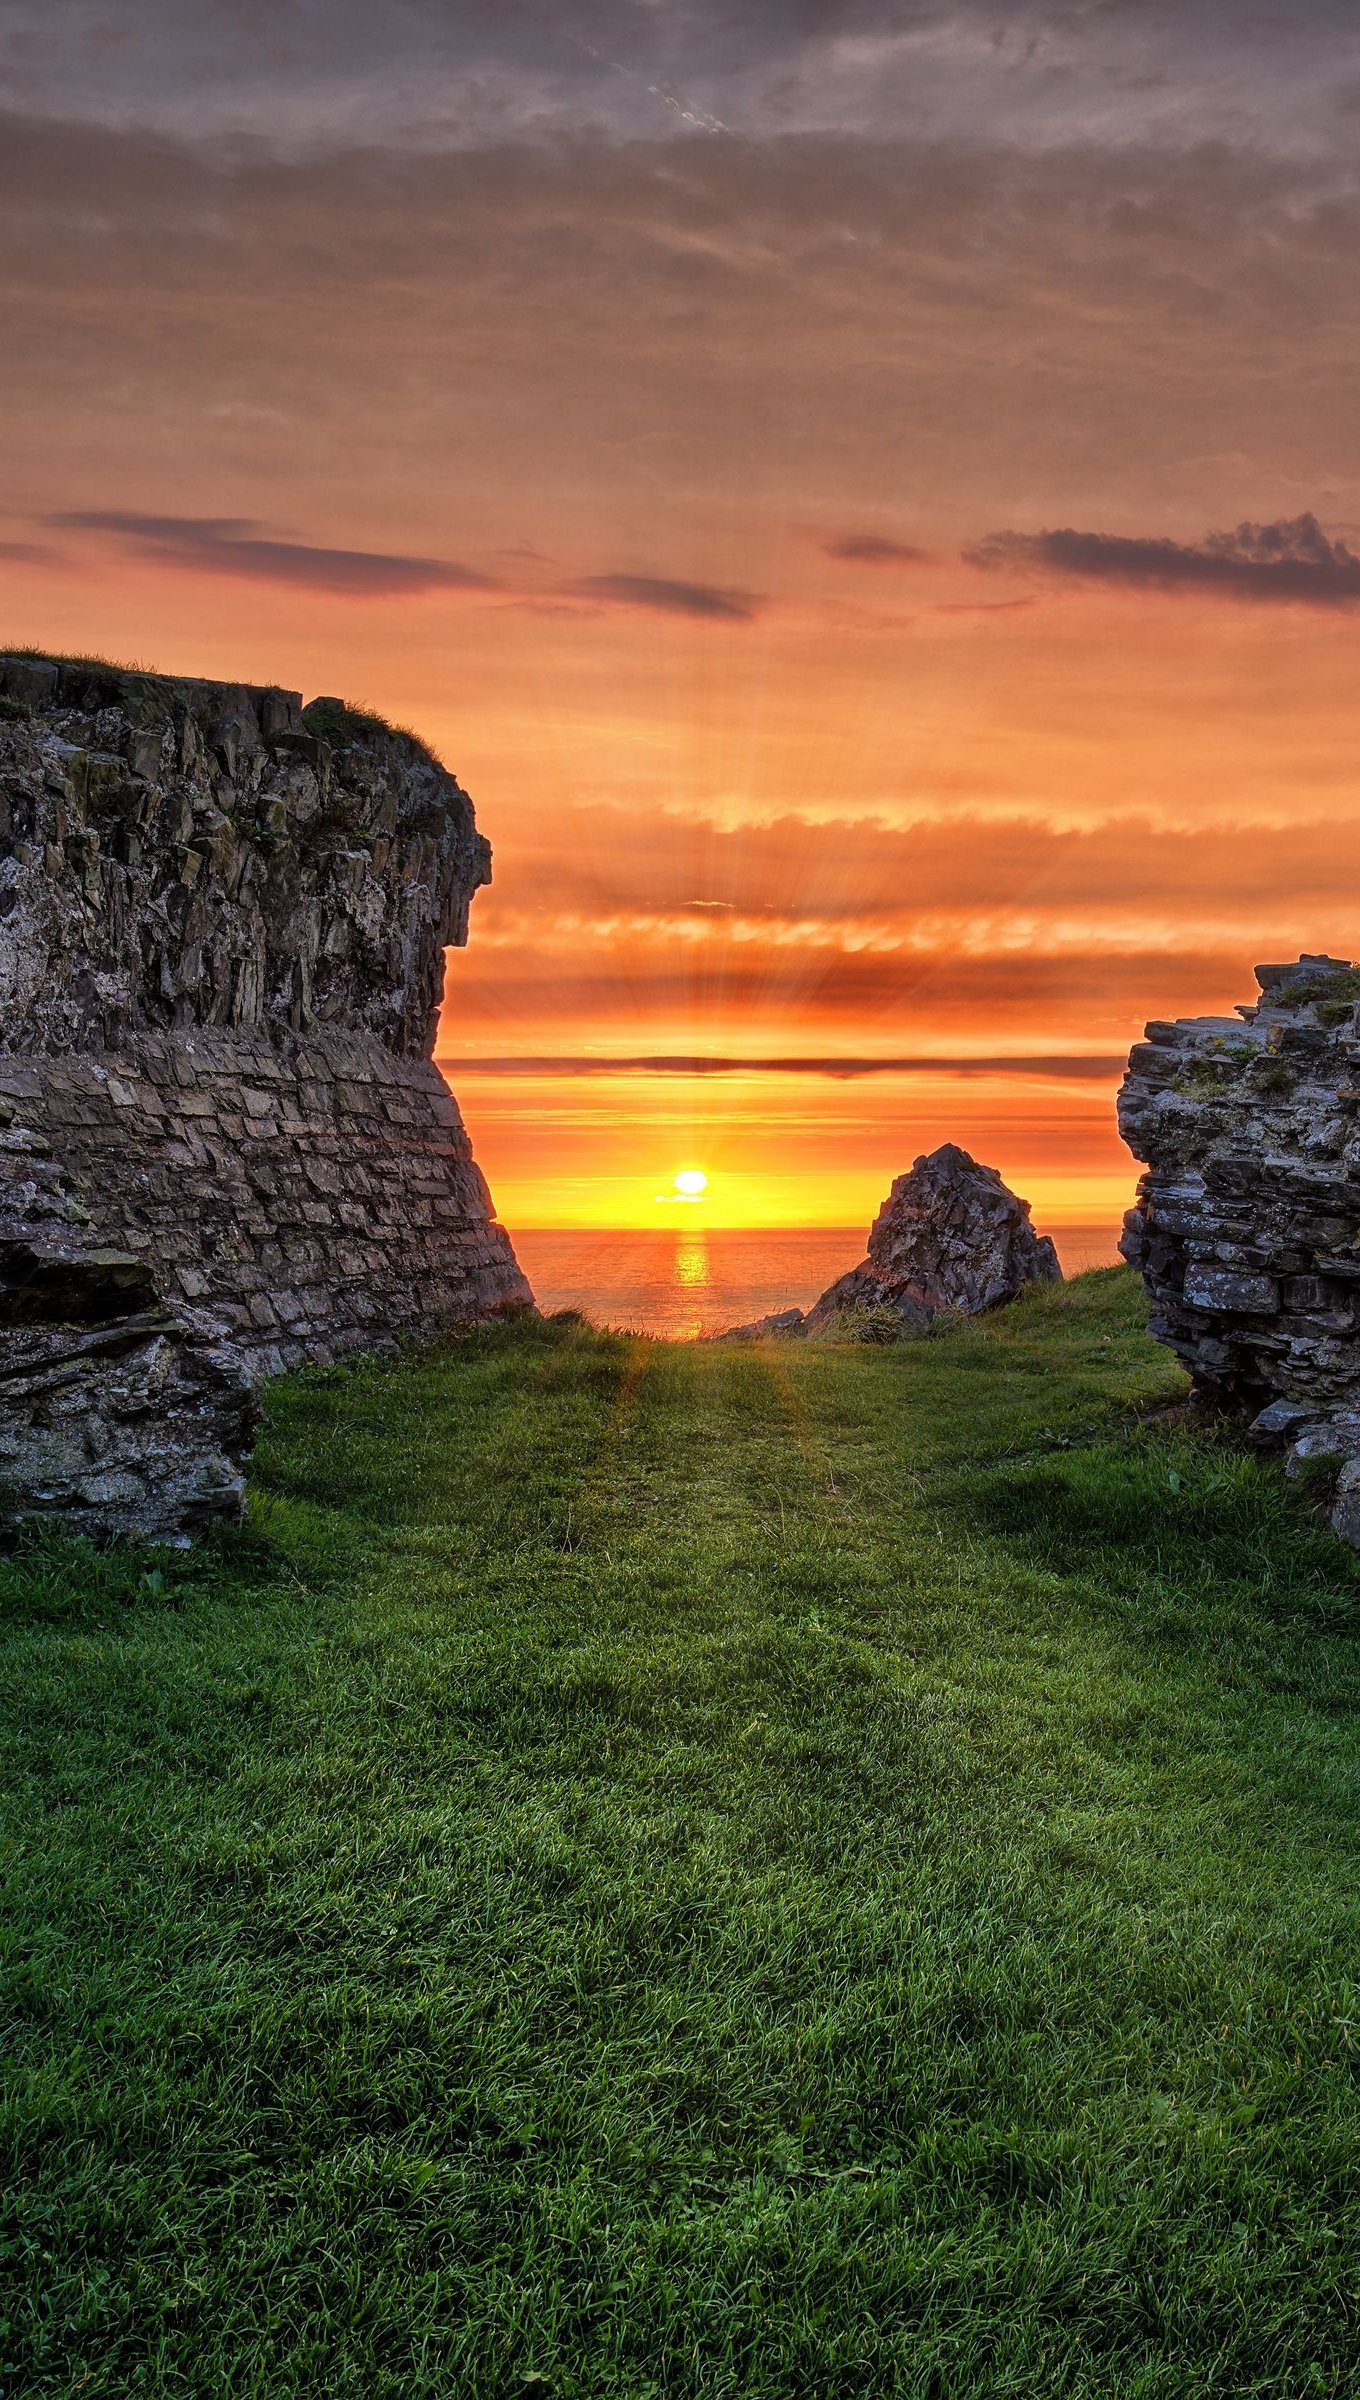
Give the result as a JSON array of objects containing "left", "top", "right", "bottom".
[
  {"left": 1119, "top": 953, "right": 1360, "bottom": 1548},
  {"left": 0, "top": 652, "right": 529, "bottom": 1540}
]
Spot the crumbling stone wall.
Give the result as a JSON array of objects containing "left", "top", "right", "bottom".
[
  {"left": 1119, "top": 953, "right": 1360, "bottom": 1549},
  {"left": 0, "top": 652, "right": 530, "bottom": 1539}
]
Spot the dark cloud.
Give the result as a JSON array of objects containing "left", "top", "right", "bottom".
[
  {"left": 51, "top": 512, "right": 495, "bottom": 597},
  {"left": 6, "top": 118, "right": 1359, "bottom": 567},
  {"left": 971, "top": 513, "right": 1360, "bottom": 607},
  {"left": 0, "top": 540, "right": 57, "bottom": 565},
  {"left": 824, "top": 533, "right": 930, "bottom": 565},
  {"left": 455, "top": 1052, "right": 1125, "bottom": 1077},
  {"left": 565, "top": 573, "right": 764, "bottom": 622},
  {"left": 1, "top": 1, "right": 1356, "bottom": 160}
]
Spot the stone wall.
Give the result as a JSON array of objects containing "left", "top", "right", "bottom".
[
  {"left": 1118, "top": 953, "right": 1360, "bottom": 1548},
  {"left": 0, "top": 652, "right": 530, "bottom": 1539}
]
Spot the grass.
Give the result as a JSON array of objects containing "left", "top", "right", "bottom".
[
  {"left": 0, "top": 644, "right": 159, "bottom": 676},
  {"left": 3, "top": 1268, "right": 1360, "bottom": 2396},
  {"left": 1276, "top": 967, "right": 1360, "bottom": 1011},
  {"left": 301, "top": 696, "right": 414, "bottom": 746}
]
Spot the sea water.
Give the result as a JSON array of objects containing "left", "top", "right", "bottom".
[{"left": 511, "top": 1225, "right": 1123, "bottom": 1342}]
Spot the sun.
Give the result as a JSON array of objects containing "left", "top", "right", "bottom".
[{"left": 655, "top": 1166, "right": 710, "bottom": 1207}]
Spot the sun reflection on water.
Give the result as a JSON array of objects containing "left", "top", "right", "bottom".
[
  {"left": 672, "top": 1231, "right": 713, "bottom": 1337},
  {"left": 675, "top": 1232, "right": 710, "bottom": 1287}
]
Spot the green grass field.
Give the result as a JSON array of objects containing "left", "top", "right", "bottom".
[{"left": 4, "top": 1269, "right": 1360, "bottom": 2397}]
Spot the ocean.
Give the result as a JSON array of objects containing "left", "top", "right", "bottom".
[{"left": 511, "top": 1224, "right": 1124, "bottom": 1342}]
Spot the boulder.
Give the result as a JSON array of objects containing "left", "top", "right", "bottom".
[
  {"left": 714, "top": 1305, "right": 809, "bottom": 1343},
  {"left": 717, "top": 1145, "right": 1061, "bottom": 1341},
  {"left": 854, "top": 1142, "right": 1062, "bottom": 1319}
]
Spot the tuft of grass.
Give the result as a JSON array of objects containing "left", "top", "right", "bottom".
[
  {"left": 0, "top": 643, "right": 158, "bottom": 675},
  {"left": 1277, "top": 965, "right": 1360, "bottom": 1010},
  {"left": 301, "top": 695, "right": 410, "bottom": 745},
  {"left": 812, "top": 1299, "right": 922, "bottom": 1343},
  {"left": 3, "top": 1276, "right": 1360, "bottom": 2395},
  {"left": 1172, "top": 1046, "right": 1251, "bottom": 1097}
]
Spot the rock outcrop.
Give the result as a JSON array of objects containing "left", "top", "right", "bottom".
[
  {"left": 0, "top": 652, "right": 530, "bottom": 1541},
  {"left": 719, "top": 1144, "right": 1061, "bottom": 1340},
  {"left": 1119, "top": 953, "right": 1360, "bottom": 1547}
]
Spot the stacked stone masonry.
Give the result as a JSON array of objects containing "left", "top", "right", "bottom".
[
  {"left": 1118, "top": 953, "right": 1360, "bottom": 1552},
  {"left": 0, "top": 653, "right": 530, "bottom": 1540}
]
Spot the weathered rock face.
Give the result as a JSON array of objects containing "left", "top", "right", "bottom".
[
  {"left": 855, "top": 1142, "right": 1062, "bottom": 1318},
  {"left": 0, "top": 653, "right": 530, "bottom": 1540},
  {"left": 0, "top": 658, "right": 487, "bottom": 1057},
  {"left": 0, "top": 1112, "right": 255, "bottom": 1538},
  {"left": 1118, "top": 953, "right": 1360, "bottom": 1548},
  {"left": 719, "top": 1145, "right": 1061, "bottom": 1340}
]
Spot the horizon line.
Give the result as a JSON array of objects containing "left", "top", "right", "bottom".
[{"left": 444, "top": 1053, "right": 1127, "bottom": 1081}]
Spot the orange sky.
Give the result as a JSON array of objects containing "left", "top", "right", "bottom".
[{"left": 4, "top": 6, "right": 1360, "bottom": 1231}]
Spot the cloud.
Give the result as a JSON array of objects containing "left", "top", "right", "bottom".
[
  {"left": 51, "top": 512, "right": 496, "bottom": 598},
  {"left": 0, "top": 540, "right": 57, "bottom": 565},
  {"left": 7, "top": 119, "right": 1358, "bottom": 585},
  {"left": 824, "top": 533, "right": 930, "bottom": 566},
  {"left": 933, "top": 597, "right": 1035, "bottom": 617},
  {"left": 564, "top": 572, "right": 764, "bottom": 622},
  {"left": 446, "top": 943, "right": 1245, "bottom": 1032},
  {"left": 970, "top": 513, "right": 1360, "bottom": 608},
  {"left": 454, "top": 798, "right": 1360, "bottom": 1066},
  {"left": 453, "top": 1052, "right": 1125, "bottom": 1078},
  {"left": 2, "top": 0, "right": 1358, "bottom": 162},
  {"left": 487, "top": 801, "right": 1360, "bottom": 927}
]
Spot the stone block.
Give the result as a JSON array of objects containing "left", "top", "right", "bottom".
[
  {"left": 1, "top": 658, "right": 59, "bottom": 707},
  {"left": 1249, "top": 1398, "right": 1319, "bottom": 1445},
  {"left": 1182, "top": 1266, "right": 1279, "bottom": 1315}
]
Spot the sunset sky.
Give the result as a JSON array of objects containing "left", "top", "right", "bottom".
[{"left": 5, "top": 1, "right": 1360, "bottom": 1229}]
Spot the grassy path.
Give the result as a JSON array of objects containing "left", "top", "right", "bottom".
[{"left": 4, "top": 1273, "right": 1360, "bottom": 2395}]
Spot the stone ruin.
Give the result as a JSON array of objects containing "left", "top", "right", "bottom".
[
  {"left": 719, "top": 1143, "right": 1062, "bottom": 1339},
  {"left": 0, "top": 651, "right": 530, "bottom": 1542},
  {"left": 1119, "top": 953, "right": 1360, "bottom": 1548}
]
